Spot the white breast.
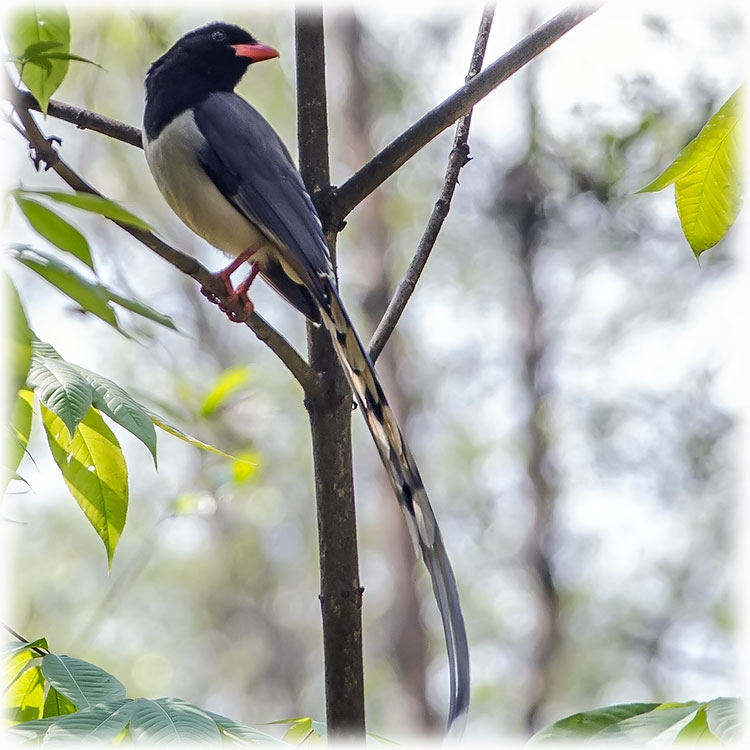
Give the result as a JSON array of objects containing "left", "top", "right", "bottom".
[{"left": 143, "top": 110, "right": 272, "bottom": 261}]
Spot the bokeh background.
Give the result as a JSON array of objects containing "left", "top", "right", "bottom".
[{"left": 3, "top": 1, "right": 746, "bottom": 743}]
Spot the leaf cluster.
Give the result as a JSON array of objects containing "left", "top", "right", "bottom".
[{"left": 4, "top": 639, "right": 286, "bottom": 745}]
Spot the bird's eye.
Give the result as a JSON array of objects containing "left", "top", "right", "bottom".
[{"left": 211, "top": 30, "right": 226, "bottom": 42}]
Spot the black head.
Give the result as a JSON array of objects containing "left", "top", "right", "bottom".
[{"left": 144, "top": 22, "right": 278, "bottom": 138}]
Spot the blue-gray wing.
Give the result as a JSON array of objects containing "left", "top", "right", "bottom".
[{"left": 193, "top": 92, "right": 333, "bottom": 308}]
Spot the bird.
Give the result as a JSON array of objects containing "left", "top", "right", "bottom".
[{"left": 142, "top": 21, "right": 469, "bottom": 732}]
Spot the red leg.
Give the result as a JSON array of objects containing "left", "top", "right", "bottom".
[
  {"left": 200, "top": 246, "right": 260, "bottom": 322},
  {"left": 220, "top": 262, "right": 260, "bottom": 322},
  {"left": 214, "top": 247, "right": 257, "bottom": 296}
]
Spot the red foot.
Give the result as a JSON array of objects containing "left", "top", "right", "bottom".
[{"left": 200, "top": 248, "right": 261, "bottom": 323}]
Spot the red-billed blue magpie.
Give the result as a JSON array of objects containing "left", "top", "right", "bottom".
[{"left": 143, "top": 22, "right": 469, "bottom": 731}]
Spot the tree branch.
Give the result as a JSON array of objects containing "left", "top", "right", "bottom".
[
  {"left": 295, "top": 9, "right": 366, "bottom": 740},
  {"left": 367, "top": 5, "right": 495, "bottom": 363},
  {"left": 333, "top": 4, "right": 602, "bottom": 222},
  {"left": 13, "top": 88, "right": 143, "bottom": 148},
  {"left": 2, "top": 623, "right": 50, "bottom": 657},
  {"left": 7, "top": 79, "right": 317, "bottom": 394}
]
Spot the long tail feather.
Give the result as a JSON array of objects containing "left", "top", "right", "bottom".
[{"left": 320, "top": 278, "right": 470, "bottom": 731}]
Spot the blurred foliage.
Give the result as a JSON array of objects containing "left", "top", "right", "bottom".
[{"left": 2, "top": 3, "right": 743, "bottom": 743}]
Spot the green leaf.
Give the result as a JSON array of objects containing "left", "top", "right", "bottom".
[
  {"left": 14, "top": 247, "right": 121, "bottom": 331},
  {"left": 200, "top": 366, "right": 251, "bottom": 417},
  {"left": 106, "top": 290, "right": 178, "bottom": 331},
  {"left": 639, "top": 86, "right": 745, "bottom": 256},
  {"left": 129, "top": 697, "right": 222, "bottom": 745},
  {"left": 4, "top": 637, "right": 48, "bottom": 657},
  {"left": 530, "top": 702, "right": 661, "bottom": 742},
  {"left": 43, "top": 685, "right": 78, "bottom": 718},
  {"left": 5, "top": 646, "right": 36, "bottom": 689},
  {"left": 34, "top": 51, "right": 102, "bottom": 67},
  {"left": 232, "top": 449, "right": 260, "bottom": 484},
  {"left": 81, "top": 369, "right": 158, "bottom": 466},
  {"left": 6, "top": 273, "right": 33, "bottom": 401},
  {"left": 675, "top": 704, "right": 719, "bottom": 744},
  {"left": 28, "top": 351, "right": 93, "bottom": 436},
  {"left": 4, "top": 716, "right": 57, "bottom": 741},
  {"left": 206, "top": 711, "right": 288, "bottom": 745},
  {"left": 44, "top": 700, "right": 134, "bottom": 744},
  {"left": 705, "top": 698, "right": 743, "bottom": 744},
  {"left": 42, "top": 406, "right": 128, "bottom": 568},
  {"left": 6, "top": 7, "right": 71, "bottom": 113},
  {"left": 41, "top": 654, "right": 126, "bottom": 709},
  {"left": 149, "top": 411, "right": 250, "bottom": 463},
  {"left": 5, "top": 663, "right": 45, "bottom": 722},
  {"left": 16, "top": 40, "right": 64, "bottom": 58},
  {"left": 13, "top": 245, "right": 175, "bottom": 333},
  {"left": 595, "top": 702, "right": 702, "bottom": 744},
  {"left": 14, "top": 194, "right": 93, "bottom": 268},
  {"left": 5, "top": 388, "right": 35, "bottom": 493},
  {"left": 18, "top": 188, "right": 150, "bottom": 231}
]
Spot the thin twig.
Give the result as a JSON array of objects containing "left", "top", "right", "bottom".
[
  {"left": 334, "top": 4, "right": 602, "bottom": 222},
  {"left": 367, "top": 5, "right": 495, "bottom": 362},
  {"left": 6, "top": 78, "right": 318, "bottom": 394},
  {"left": 2, "top": 623, "right": 50, "bottom": 657},
  {"left": 13, "top": 88, "right": 142, "bottom": 148}
]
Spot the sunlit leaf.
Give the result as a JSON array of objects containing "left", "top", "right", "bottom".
[
  {"left": 232, "top": 449, "right": 260, "bottom": 484},
  {"left": 18, "top": 188, "right": 150, "bottom": 231},
  {"left": 43, "top": 685, "right": 78, "bottom": 718},
  {"left": 28, "top": 351, "right": 93, "bottom": 436},
  {"left": 639, "top": 86, "right": 745, "bottom": 256},
  {"left": 13, "top": 194, "right": 93, "bottom": 268},
  {"left": 44, "top": 700, "right": 134, "bottom": 745},
  {"left": 275, "top": 717, "right": 325, "bottom": 745},
  {"left": 5, "top": 7, "right": 70, "bottom": 113},
  {"left": 42, "top": 405, "right": 128, "bottom": 568},
  {"left": 200, "top": 366, "right": 251, "bottom": 417},
  {"left": 5, "top": 388, "right": 34, "bottom": 493},
  {"left": 41, "top": 654, "right": 126, "bottom": 709},
  {"left": 129, "top": 697, "right": 221, "bottom": 745},
  {"left": 4, "top": 646, "right": 36, "bottom": 689},
  {"left": 5, "top": 663, "right": 45, "bottom": 723},
  {"left": 675, "top": 704, "right": 718, "bottom": 743},
  {"left": 6, "top": 272, "right": 33, "bottom": 401},
  {"left": 148, "top": 410, "right": 250, "bottom": 463}
]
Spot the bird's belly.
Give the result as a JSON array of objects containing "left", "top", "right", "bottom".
[{"left": 144, "top": 111, "right": 271, "bottom": 261}]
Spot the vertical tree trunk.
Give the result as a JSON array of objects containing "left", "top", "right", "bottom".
[{"left": 295, "top": 10, "right": 366, "bottom": 740}]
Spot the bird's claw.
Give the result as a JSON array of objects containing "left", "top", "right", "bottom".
[
  {"left": 29, "top": 135, "right": 62, "bottom": 172},
  {"left": 200, "top": 284, "right": 253, "bottom": 323}
]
